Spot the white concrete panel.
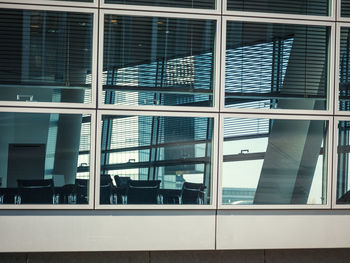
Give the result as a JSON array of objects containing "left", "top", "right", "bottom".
[
  {"left": 0, "top": 210, "right": 215, "bottom": 252},
  {"left": 217, "top": 211, "right": 350, "bottom": 250}
]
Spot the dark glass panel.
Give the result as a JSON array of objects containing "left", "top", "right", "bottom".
[
  {"left": 0, "top": 9, "right": 93, "bottom": 104},
  {"left": 105, "top": 0, "right": 215, "bottom": 9},
  {"left": 227, "top": 0, "right": 329, "bottom": 16}
]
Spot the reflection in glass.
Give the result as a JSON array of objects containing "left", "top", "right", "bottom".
[
  {"left": 105, "top": 0, "right": 215, "bottom": 9},
  {"left": 0, "top": 112, "right": 91, "bottom": 205},
  {"left": 336, "top": 121, "right": 350, "bottom": 204},
  {"left": 100, "top": 115, "right": 213, "bottom": 205},
  {"left": 340, "top": 28, "right": 350, "bottom": 111},
  {"left": 103, "top": 15, "right": 216, "bottom": 107},
  {"left": 225, "top": 22, "right": 329, "bottom": 111},
  {"left": 227, "top": 0, "right": 329, "bottom": 16},
  {"left": 0, "top": 9, "right": 93, "bottom": 104},
  {"left": 222, "top": 117, "right": 328, "bottom": 205}
]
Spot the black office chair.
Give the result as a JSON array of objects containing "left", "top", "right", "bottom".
[
  {"left": 17, "top": 179, "right": 57, "bottom": 204},
  {"left": 126, "top": 180, "right": 161, "bottom": 204},
  {"left": 0, "top": 188, "right": 17, "bottom": 204},
  {"left": 180, "top": 182, "right": 206, "bottom": 204},
  {"left": 100, "top": 175, "right": 117, "bottom": 204},
  {"left": 75, "top": 179, "right": 88, "bottom": 204}
]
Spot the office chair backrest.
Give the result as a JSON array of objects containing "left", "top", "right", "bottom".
[
  {"left": 181, "top": 182, "right": 206, "bottom": 204},
  {"left": 17, "top": 179, "right": 54, "bottom": 204},
  {"left": 127, "top": 180, "right": 161, "bottom": 204},
  {"left": 75, "top": 179, "right": 88, "bottom": 204},
  {"left": 114, "top": 175, "right": 131, "bottom": 188}
]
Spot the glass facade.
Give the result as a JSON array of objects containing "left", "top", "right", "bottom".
[{"left": 0, "top": 0, "right": 345, "bottom": 209}]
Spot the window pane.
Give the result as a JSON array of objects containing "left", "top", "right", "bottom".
[
  {"left": 340, "top": 27, "right": 350, "bottom": 111},
  {"left": 50, "top": 0, "right": 92, "bottom": 2},
  {"left": 342, "top": 0, "right": 350, "bottom": 17},
  {"left": 0, "top": 112, "right": 91, "bottom": 205},
  {"left": 227, "top": 0, "right": 329, "bottom": 16},
  {"left": 103, "top": 15, "right": 216, "bottom": 107},
  {"left": 336, "top": 121, "right": 350, "bottom": 204},
  {"left": 104, "top": 0, "right": 215, "bottom": 9},
  {"left": 222, "top": 117, "right": 328, "bottom": 205},
  {"left": 0, "top": 9, "right": 93, "bottom": 104},
  {"left": 225, "top": 22, "right": 329, "bottom": 111},
  {"left": 100, "top": 115, "right": 213, "bottom": 205}
]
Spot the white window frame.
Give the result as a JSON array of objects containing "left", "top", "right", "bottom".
[
  {"left": 95, "top": 109, "right": 219, "bottom": 210},
  {"left": 98, "top": 9, "right": 221, "bottom": 113},
  {"left": 0, "top": 3, "right": 98, "bottom": 109},
  {"left": 0, "top": 107, "right": 96, "bottom": 210}
]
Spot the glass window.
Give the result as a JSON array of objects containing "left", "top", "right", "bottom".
[
  {"left": 224, "top": 22, "right": 329, "bottom": 111},
  {"left": 342, "top": 0, "right": 350, "bottom": 17},
  {"left": 227, "top": 0, "right": 329, "bottom": 16},
  {"left": 0, "top": 9, "right": 93, "bottom": 104},
  {"left": 50, "top": 0, "right": 93, "bottom": 2},
  {"left": 99, "top": 115, "right": 214, "bottom": 205},
  {"left": 0, "top": 112, "right": 91, "bottom": 205},
  {"left": 104, "top": 0, "right": 215, "bottom": 9},
  {"left": 222, "top": 117, "right": 328, "bottom": 205},
  {"left": 336, "top": 120, "right": 350, "bottom": 204},
  {"left": 103, "top": 15, "right": 216, "bottom": 108},
  {"left": 339, "top": 27, "right": 350, "bottom": 111}
]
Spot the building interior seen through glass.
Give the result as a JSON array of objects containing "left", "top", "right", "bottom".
[
  {"left": 103, "top": 15, "right": 216, "bottom": 107},
  {"left": 0, "top": 112, "right": 91, "bottom": 205},
  {"left": 100, "top": 115, "right": 213, "bottom": 205},
  {"left": 0, "top": 9, "right": 93, "bottom": 104}
]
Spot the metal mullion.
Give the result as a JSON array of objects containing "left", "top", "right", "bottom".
[
  {"left": 0, "top": 0, "right": 98, "bottom": 8},
  {"left": 98, "top": 9, "right": 220, "bottom": 113},
  {"left": 95, "top": 109, "right": 218, "bottom": 210},
  {"left": 100, "top": 2, "right": 220, "bottom": 16},
  {"left": 0, "top": 3, "right": 98, "bottom": 110},
  {"left": 220, "top": 16, "right": 335, "bottom": 116}
]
